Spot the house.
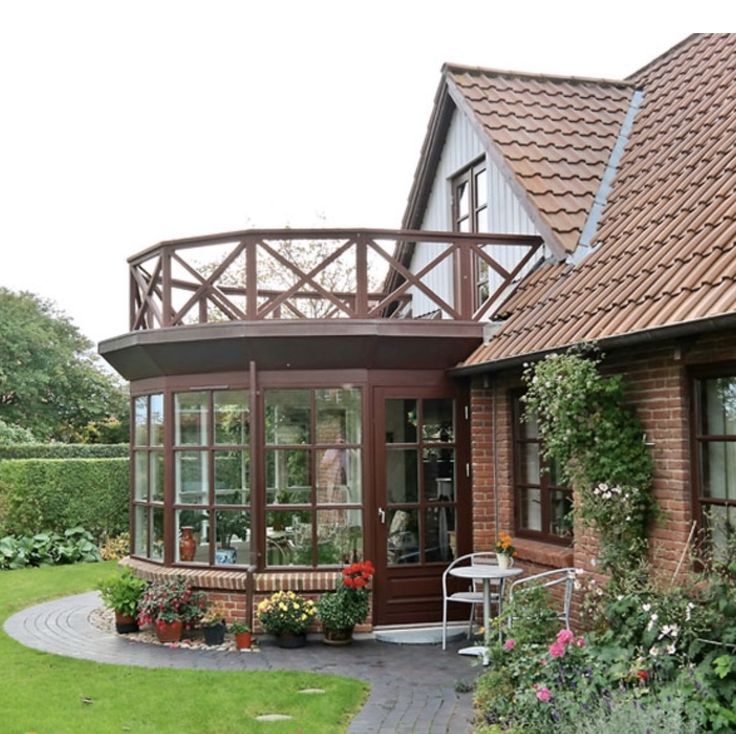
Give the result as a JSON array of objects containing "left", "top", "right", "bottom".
[{"left": 99, "top": 33, "right": 736, "bottom": 629}]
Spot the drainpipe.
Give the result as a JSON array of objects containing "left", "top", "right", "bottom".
[{"left": 489, "top": 374, "right": 500, "bottom": 544}]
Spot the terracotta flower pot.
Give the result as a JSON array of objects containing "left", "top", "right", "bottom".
[
  {"left": 114, "top": 612, "right": 139, "bottom": 634},
  {"left": 323, "top": 627, "right": 354, "bottom": 646},
  {"left": 155, "top": 620, "right": 183, "bottom": 643},
  {"left": 235, "top": 631, "right": 253, "bottom": 650}
]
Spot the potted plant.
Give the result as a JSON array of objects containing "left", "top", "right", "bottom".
[
  {"left": 200, "top": 601, "right": 227, "bottom": 646},
  {"left": 317, "top": 560, "right": 374, "bottom": 645},
  {"left": 98, "top": 568, "right": 147, "bottom": 633},
  {"left": 256, "top": 590, "right": 316, "bottom": 648},
  {"left": 137, "top": 577, "right": 207, "bottom": 643},
  {"left": 495, "top": 531, "right": 515, "bottom": 569},
  {"left": 230, "top": 621, "right": 252, "bottom": 650}
]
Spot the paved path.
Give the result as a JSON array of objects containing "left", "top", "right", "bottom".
[{"left": 4, "top": 592, "right": 478, "bottom": 733}]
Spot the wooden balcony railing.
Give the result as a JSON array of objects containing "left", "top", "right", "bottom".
[{"left": 128, "top": 228, "right": 543, "bottom": 331}]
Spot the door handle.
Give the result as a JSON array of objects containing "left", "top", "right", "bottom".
[{"left": 378, "top": 507, "right": 386, "bottom": 525}]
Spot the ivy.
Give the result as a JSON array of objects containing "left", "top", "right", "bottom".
[{"left": 522, "top": 348, "right": 655, "bottom": 577}]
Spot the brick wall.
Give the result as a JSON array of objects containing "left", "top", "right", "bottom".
[{"left": 469, "top": 329, "right": 736, "bottom": 586}]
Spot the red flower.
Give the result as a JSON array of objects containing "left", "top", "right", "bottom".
[{"left": 637, "top": 670, "right": 649, "bottom": 682}]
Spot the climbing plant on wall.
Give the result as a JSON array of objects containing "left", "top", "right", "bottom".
[{"left": 522, "top": 347, "right": 656, "bottom": 578}]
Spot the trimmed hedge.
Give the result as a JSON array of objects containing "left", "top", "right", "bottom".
[
  {"left": 0, "top": 444, "right": 129, "bottom": 460},
  {"left": 0, "top": 458, "right": 129, "bottom": 541}
]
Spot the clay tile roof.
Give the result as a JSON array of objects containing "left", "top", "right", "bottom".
[
  {"left": 463, "top": 34, "right": 736, "bottom": 369},
  {"left": 445, "top": 64, "right": 634, "bottom": 253}
]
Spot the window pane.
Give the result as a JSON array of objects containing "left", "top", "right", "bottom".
[
  {"left": 316, "top": 388, "right": 361, "bottom": 444},
  {"left": 265, "top": 389, "right": 310, "bottom": 445},
  {"left": 214, "top": 390, "right": 249, "bottom": 445},
  {"left": 423, "top": 399, "right": 454, "bottom": 442},
  {"left": 456, "top": 180, "right": 469, "bottom": 217},
  {"left": 387, "top": 449, "right": 418, "bottom": 503},
  {"left": 550, "top": 490, "right": 573, "bottom": 536},
  {"left": 134, "top": 396, "right": 148, "bottom": 446},
  {"left": 520, "top": 442, "right": 541, "bottom": 484},
  {"left": 317, "top": 509, "right": 363, "bottom": 565},
  {"left": 474, "top": 205, "right": 487, "bottom": 231},
  {"left": 458, "top": 217, "right": 470, "bottom": 232},
  {"left": 150, "top": 394, "right": 164, "bottom": 446},
  {"left": 385, "top": 399, "right": 417, "bottom": 443},
  {"left": 387, "top": 508, "right": 419, "bottom": 565},
  {"left": 134, "top": 505, "right": 148, "bottom": 556},
  {"left": 425, "top": 505, "right": 456, "bottom": 562},
  {"left": 266, "top": 510, "right": 311, "bottom": 566},
  {"left": 214, "top": 451, "right": 249, "bottom": 505},
  {"left": 176, "top": 509, "right": 209, "bottom": 563},
  {"left": 703, "top": 505, "right": 736, "bottom": 562},
  {"left": 150, "top": 451, "right": 164, "bottom": 501},
  {"left": 317, "top": 448, "right": 361, "bottom": 503},
  {"left": 151, "top": 507, "right": 165, "bottom": 561},
  {"left": 521, "top": 411, "right": 539, "bottom": 439},
  {"left": 423, "top": 447, "right": 455, "bottom": 501},
  {"left": 265, "top": 449, "right": 311, "bottom": 504},
  {"left": 175, "top": 451, "right": 208, "bottom": 504},
  {"left": 214, "top": 510, "right": 250, "bottom": 566},
  {"left": 475, "top": 169, "right": 487, "bottom": 204},
  {"left": 701, "top": 441, "right": 736, "bottom": 500},
  {"left": 519, "top": 487, "right": 542, "bottom": 531},
  {"left": 175, "top": 392, "right": 208, "bottom": 445},
  {"left": 134, "top": 452, "right": 148, "bottom": 501},
  {"left": 701, "top": 377, "right": 736, "bottom": 435}
]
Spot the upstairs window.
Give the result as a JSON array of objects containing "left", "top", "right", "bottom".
[
  {"left": 693, "top": 371, "right": 736, "bottom": 557},
  {"left": 512, "top": 394, "right": 573, "bottom": 543},
  {"left": 451, "top": 159, "right": 489, "bottom": 305}
]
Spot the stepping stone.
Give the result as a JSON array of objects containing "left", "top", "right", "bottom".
[
  {"left": 255, "top": 714, "right": 293, "bottom": 722},
  {"left": 298, "top": 688, "right": 325, "bottom": 694}
]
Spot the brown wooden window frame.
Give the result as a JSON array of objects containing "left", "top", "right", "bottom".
[
  {"left": 451, "top": 157, "right": 488, "bottom": 308},
  {"left": 511, "top": 392, "right": 573, "bottom": 545},
  {"left": 690, "top": 364, "right": 736, "bottom": 554}
]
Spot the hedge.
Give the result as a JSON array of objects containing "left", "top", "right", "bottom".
[
  {"left": 0, "top": 444, "right": 129, "bottom": 460},
  {"left": 0, "top": 458, "right": 129, "bottom": 541}
]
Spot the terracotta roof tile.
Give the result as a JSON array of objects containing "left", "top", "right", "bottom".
[
  {"left": 445, "top": 66, "right": 633, "bottom": 253},
  {"left": 463, "top": 34, "right": 736, "bottom": 368}
]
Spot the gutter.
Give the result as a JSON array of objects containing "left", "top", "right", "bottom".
[{"left": 449, "top": 312, "right": 736, "bottom": 377}]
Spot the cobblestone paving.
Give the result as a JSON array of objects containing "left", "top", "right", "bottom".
[{"left": 5, "top": 592, "right": 478, "bottom": 733}]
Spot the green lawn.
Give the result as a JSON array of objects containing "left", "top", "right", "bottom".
[{"left": 1, "top": 562, "right": 368, "bottom": 733}]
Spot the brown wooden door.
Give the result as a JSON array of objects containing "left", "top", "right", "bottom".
[{"left": 372, "top": 385, "right": 471, "bottom": 626}]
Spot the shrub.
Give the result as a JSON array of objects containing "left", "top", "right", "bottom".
[
  {"left": 99, "top": 568, "right": 147, "bottom": 616},
  {"left": 137, "top": 578, "right": 206, "bottom": 626},
  {"left": 99, "top": 533, "right": 130, "bottom": 560},
  {"left": 257, "top": 591, "right": 316, "bottom": 635},
  {"left": 0, "top": 444, "right": 129, "bottom": 460},
  {"left": 317, "top": 560, "right": 374, "bottom": 631},
  {"left": 0, "top": 458, "right": 128, "bottom": 540},
  {"left": 0, "top": 527, "right": 101, "bottom": 569}
]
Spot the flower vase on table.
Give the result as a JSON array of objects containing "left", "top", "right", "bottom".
[{"left": 494, "top": 531, "right": 516, "bottom": 570}]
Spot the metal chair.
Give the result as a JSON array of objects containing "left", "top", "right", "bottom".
[
  {"left": 441, "top": 553, "right": 500, "bottom": 650},
  {"left": 508, "top": 567, "right": 577, "bottom": 630}
]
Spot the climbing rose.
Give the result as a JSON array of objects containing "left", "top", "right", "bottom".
[
  {"left": 549, "top": 641, "right": 566, "bottom": 658},
  {"left": 503, "top": 638, "right": 516, "bottom": 651},
  {"left": 556, "top": 629, "right": 574, "bottom": 645},
  {"left": 536, "top": 686, "right": 552, "bottom": 702}
]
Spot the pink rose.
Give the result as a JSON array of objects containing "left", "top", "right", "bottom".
[
  {"left": 536, "top": 686, "right": 552, "bottom": 702},
  {"left": 575, "top": 636, "right": 586, "bottom": 648},
  {"left": 503, "top": 639, "right": 516, "bottom": 651},
  {"left": 549, "top": 641, "right": 566, "bottom": 658},
  {"left": 556, "top": 629, "right": 574, "bottom": 646}
]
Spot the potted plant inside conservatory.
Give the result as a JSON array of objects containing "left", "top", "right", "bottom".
[
  {"left": 257, "top": 590, "right": 316, "bottom": 648},
  {"left": 137, "top": 577, "right": 206, "bottom": 643},
  {"left": 230, "top": 621, "right": 252, "bottom": 650},
  {"left": 200, "top": 601, "right": 227, "bottom": 646},
  {"left": 98, "top": 568, "right": 148, "bottom": 634},
  {"left": 317, "top": 560, "right": 374, "bottom": 645}
]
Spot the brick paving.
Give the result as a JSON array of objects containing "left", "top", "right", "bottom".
[{"left": 4, "top": 592, "right": 478, "bottom": 733}]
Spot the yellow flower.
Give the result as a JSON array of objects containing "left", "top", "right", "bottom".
[
  {"left": 301, "top": 614, "right": 307, "bottom": 621},
  {"left": 293, "top": 603, "right": 300, "bottom": 610},
  {"left": 279, "top": 603, "right": 288, "bottom": 611}
]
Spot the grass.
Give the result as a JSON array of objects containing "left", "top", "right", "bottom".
[{"left": 1, "top": 562, "right": 368, "bottom": 733}]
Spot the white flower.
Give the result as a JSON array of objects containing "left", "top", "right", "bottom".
[
  {"left": 642, "top": 603, "right": 651, "bottom": 613},
  {"left": 649, "top": 645, "right": 659, "bottom": 657},
  {"left": 616, "top": 595, "right": 624, "bottom": 601},
  {"left": 667, "top": 643, "right": 677, "bottom": 655}
]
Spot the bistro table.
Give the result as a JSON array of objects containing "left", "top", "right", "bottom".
[{"left": 448, "top": 564, "right": 523, "bottom": 662}]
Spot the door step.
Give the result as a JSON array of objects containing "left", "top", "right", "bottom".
[{"left": 373, "top": 624, "right": 467, "bottom": 645}]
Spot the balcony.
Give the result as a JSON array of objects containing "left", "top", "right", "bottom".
[{"left": 101, "top": 228, "right": 542, "bottom": 379}]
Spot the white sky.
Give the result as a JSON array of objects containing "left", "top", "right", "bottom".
[{"left": 0, "top": 2, "right": 733, "bottom": 347}]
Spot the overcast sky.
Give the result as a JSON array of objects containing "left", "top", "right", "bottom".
[{"left": 1, "top": 2, "right": 733, "bottom": 347}]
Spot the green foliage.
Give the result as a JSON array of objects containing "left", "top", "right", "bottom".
[
  {"left": 496, "top": 584, "right": 561, "bottom": 645},
  {"left": 137, "top": 577, "right": 207, "bottom": 625},
  {"left": 317, "top": 587, "right": 369, "bottom": 630},
  {"left": 0, "top": 443, "right": 129, "bottom": 459},
  {"left": 99, "top": 533, "right": 130, "bottom": 561},
  {"left": 0, "top": 288, "right": 128, "bottom": 442},
  {"left": 0, "top": 527, "right": 101, "bottom": 569},
  {"left": 229, "top": 621, "right": 250, "bottom": 633},
  {"left": 0, "top": 458, "right": 128, "bottom": 540},
  {"left": 0, "top": 419, "right": 36, "bottom": 444},
  {"left": 522, "top": 348, "right": 655, "bottom": 575},
  {"left": 257, "top": 590, "right": 317, "bottom": 635},
  {"left": 98, "top": 568, "right": 147, "bottom": 616}
]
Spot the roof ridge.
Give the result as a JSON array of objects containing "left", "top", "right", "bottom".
[{"left": 442, "top": 62, "right": 634, "bottom": 89}]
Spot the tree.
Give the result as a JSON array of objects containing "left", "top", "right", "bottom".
[{"left": 0, "top": 288, "right": 128, "bottom": 442}]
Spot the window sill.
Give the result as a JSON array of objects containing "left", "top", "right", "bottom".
[{"left": 513, "top": 538, "right": 573, "bottom": 568}]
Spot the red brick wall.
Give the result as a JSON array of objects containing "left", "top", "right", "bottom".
[{"left": 469, "top": 329, "right": 736, "bottom": 582}]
